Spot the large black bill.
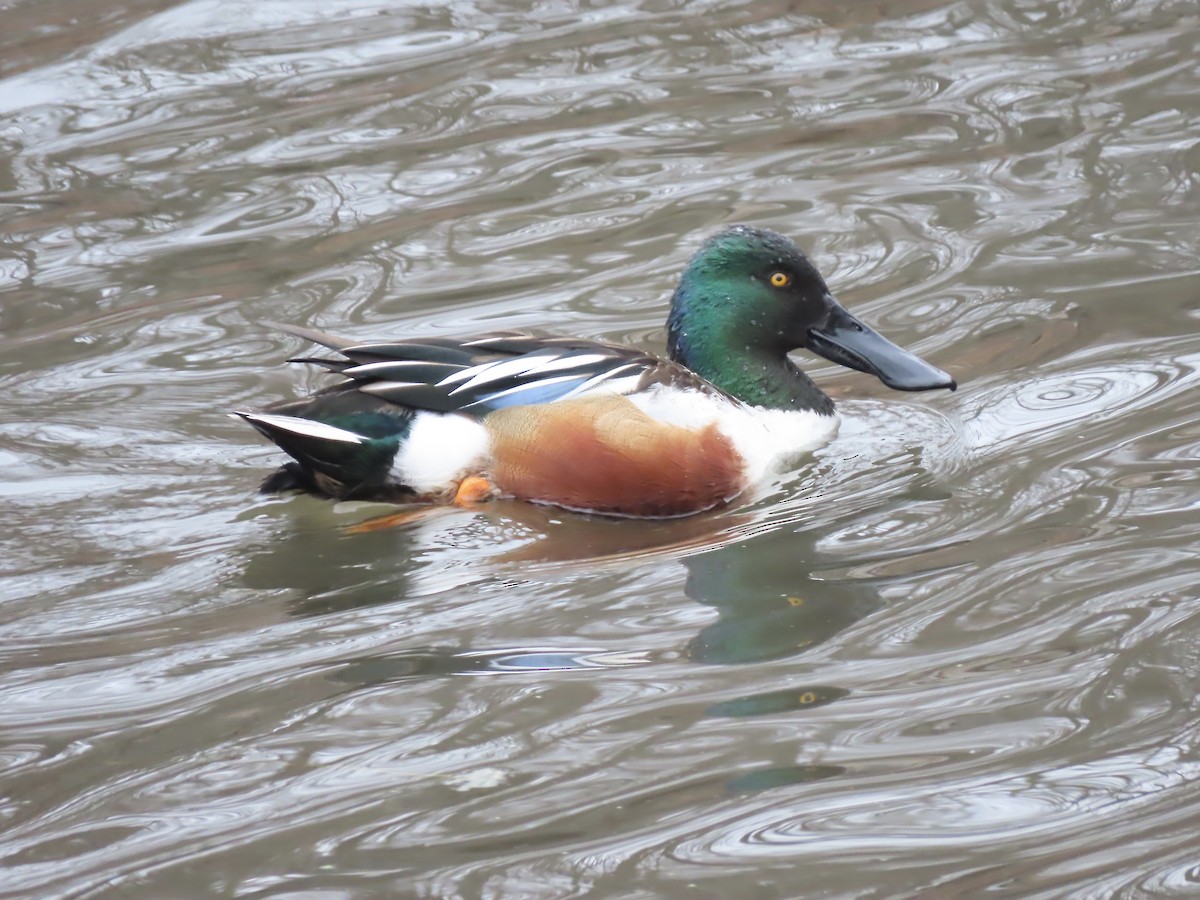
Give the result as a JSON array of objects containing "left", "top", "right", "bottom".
[{"left": 807, "top": 300, "right": 956, "bottom": 392}]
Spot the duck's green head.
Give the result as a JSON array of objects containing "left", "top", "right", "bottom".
[{"left": 666, "top": 225, "right": 956, "bottom": 413}]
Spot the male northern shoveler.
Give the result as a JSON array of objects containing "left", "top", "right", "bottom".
[{"left": 236, "top": 225, "right": 955, "bottom": 518}]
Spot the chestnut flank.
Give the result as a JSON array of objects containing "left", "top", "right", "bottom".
[{"left": 485, "top": 395, "right": 745, "bottom": 517}]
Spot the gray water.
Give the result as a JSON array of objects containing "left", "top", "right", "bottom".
[{"left": 3, "top": 0, "right": 1200, "bottom": 896}]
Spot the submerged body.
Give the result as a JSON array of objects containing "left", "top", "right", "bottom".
[{"left": 237, "top": 226, "right": 955, "bottom": 517}]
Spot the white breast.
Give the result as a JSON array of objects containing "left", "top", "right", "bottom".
[{"left": 627, "top": 386, "right": 839, "bottom": 485}]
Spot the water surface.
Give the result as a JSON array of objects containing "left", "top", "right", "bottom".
[{"left": 3, "top": 0, "right": 1200, "bottom": 896}]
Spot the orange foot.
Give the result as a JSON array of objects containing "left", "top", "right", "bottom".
[
  {"left": 347, "top": 509, "right": 440, "bottom": 533},
  {"left": 454, "top": 475, "right": 496, "bottom": 505}
]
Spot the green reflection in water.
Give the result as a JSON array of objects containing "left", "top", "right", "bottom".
[
  {"left": 705, "top": 685, "right": 850, "bottom": 717},
  {"left": 683, "top": 525, "right": 884, "bottom": 666},
  {"left": 725, "top": 764, "right": 846, "bottom": 793}
]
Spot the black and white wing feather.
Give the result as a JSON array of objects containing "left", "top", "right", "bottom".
[{"left": 265, "top": 322, "right": 716, "bottom": 416}]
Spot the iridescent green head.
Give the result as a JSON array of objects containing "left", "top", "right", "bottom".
[{"left": 666, "top": 225, "right": 955, "bottom": 413}]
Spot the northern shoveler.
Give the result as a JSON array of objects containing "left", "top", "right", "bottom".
[{"left": 236, "top": 225, "right": 956, "bottom": 517}]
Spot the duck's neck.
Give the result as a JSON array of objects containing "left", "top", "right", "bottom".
[{"left": 667, "top": 327, "right": 835, "bottom": 416}]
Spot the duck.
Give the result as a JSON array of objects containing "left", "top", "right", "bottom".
[{"left": 236, "top": 225, "right": 955, "bottom": 518}]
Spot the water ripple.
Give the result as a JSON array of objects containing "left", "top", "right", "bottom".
[{"left": 2, "top": 0, "right": 1200, "bottom": 895}]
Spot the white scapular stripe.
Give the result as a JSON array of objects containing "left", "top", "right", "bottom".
[
  {"left": 525, "top": 352, "right": 616, "bottom": 376},
  {"left": 359, "top": 380, "right": 430, "bottom": 396},
  {"left": 442, "top": 351, "right": 565, "bottom": 393},
  {"left": 344, "top": 360, "right": 465, "bottom": 378},
  {"left": 560, "top": 364, "right": 644, "bottom": 398},
  {"left": 466, "top": 372, "right": 593, "bottom": 405}
]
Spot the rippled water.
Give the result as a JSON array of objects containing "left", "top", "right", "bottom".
[{"left": 3, "top": 0, "right": 1200, "bottom": 895}]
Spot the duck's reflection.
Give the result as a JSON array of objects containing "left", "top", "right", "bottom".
[
  {"left": 242, "top": 499, "right": 886, "bottom": 700},
  {"left": 238, "top": 500, "right": 423, "bottom": 617},
  {"left": 681, "top": 524, "right": 883, "bottom": 666},
  {"left": 238, "top": 497, "right": 883, "bottom": 795}
]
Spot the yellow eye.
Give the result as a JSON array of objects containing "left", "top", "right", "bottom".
[{"left": 770, "top": 272, "right": 790, "bottom": 288}]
